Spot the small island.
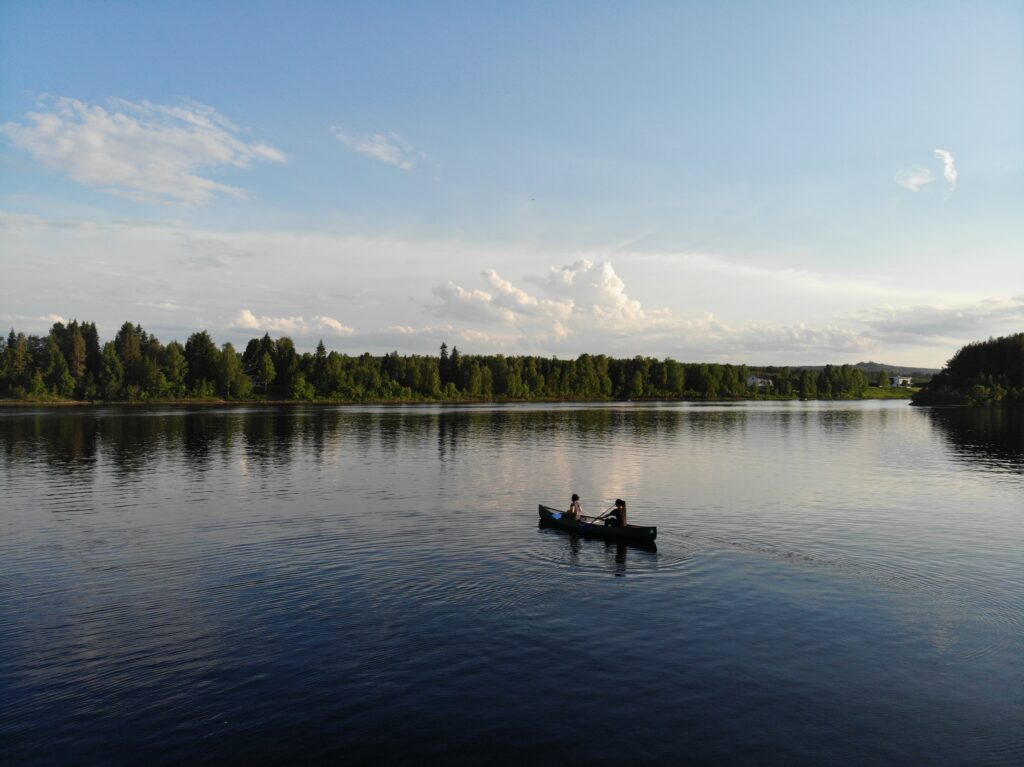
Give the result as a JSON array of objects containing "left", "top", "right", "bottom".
[{"left": 2, "top": 319, "right": 930, "bottom": 405}]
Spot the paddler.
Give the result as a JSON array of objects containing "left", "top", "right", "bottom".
[
  {"left": 599, "top": 498, "right": 627, "bottom": 527},
  {"left": 566, "top": 493, "right": 583, "bottom": 521}
]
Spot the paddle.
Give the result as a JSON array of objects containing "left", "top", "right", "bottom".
[
  {"left": 549, "top": 511, "right": 602, "bottom": 523},
  {"left": 574, "top": 513, "right": 611, "bottom": 528}
]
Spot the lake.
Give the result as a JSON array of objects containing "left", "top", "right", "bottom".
[{"left": 1, "top": 401, "right": 1022, "bottom": 765}]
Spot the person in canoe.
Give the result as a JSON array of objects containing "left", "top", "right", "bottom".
[
  {"left": 598, "top": 498, "right": 627, "bottom": 527},
  {"left": 566, "top": 493, "right": 583, "bottom": 521}
]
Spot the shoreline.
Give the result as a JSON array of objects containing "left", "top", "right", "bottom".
[{"left": 0, "top": 393, "right": 916, "bottom": 408}]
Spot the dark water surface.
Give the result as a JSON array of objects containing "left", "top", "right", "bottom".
[{"left": 2, "top": 402, "right": 1022, "bottom": 765}]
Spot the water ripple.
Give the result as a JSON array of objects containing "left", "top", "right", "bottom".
[{"left": 2, "top": 402, "right": 1022, "bottom": 767}]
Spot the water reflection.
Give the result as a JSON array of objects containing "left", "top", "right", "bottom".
[
  {"left": 0, "top": 404, "right": 958, "bottom": 505},
  {"left": 7, "top": 403, "right": 1015, "bottom": 490},
  {"left": 0, "top": 406, "right": 702, "bottom": 480},
  {"left": 926, "top": 407, "right": 1024, "bottom": 473},
  {"left": 0, "top": 410, "right": 100, "bottom": 475},
  {"left": 537, "top": 522, "right": 658, "bottom": 577},
  {"left": 3, "top": 401, "right": 1023, "bottom": 766}
]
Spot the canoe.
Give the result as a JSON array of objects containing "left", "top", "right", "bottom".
[{"left": 538, "top": 504, "right": 657, "bottom": 543}]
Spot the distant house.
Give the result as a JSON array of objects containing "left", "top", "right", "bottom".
[
  {"left": 889, "top": 375, "right": 913, "bottom": 387},
  {"left": 747, "top": 375, "right": 773, "bottom": 391}
]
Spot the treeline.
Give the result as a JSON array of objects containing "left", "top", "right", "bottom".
[
  {"left": 912, "top": 333, "right": 1024, "bottom": 406},
  {"left": 1, "top": 320, "right": 873, "bottom": 402}
]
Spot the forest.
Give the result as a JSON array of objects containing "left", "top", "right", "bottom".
[
  {"left": 0, "top": 319, "right": 880, "bottom": 403},
  {"left": 911, "top": 333, "right": 1024, "bottom": 405}
]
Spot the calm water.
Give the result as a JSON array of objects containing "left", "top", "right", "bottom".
[{"left": 1, "top": 401, "right": 1022, "bottom": 766}]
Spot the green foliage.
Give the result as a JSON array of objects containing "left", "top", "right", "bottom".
[
  {"left": 913, "top": 333, "right": 1024, "bottom": 406},
  {"left": 45, "top": 337, "right": 75, "bottom": 397},
  {"left": 218, "top": 342, "right": 251, "bottom": 398},
  {"left": 29, "top": 369, "right": 47, "bottom": 398},
  {"left": 163, "top": 342, "right": 188, "bottom": 397},
  {"left": 290, "top": 372, "right": 315, "bottom": 401},
  {"left": 115, "top": 322, "right": 142, "bottom": 366},
  {"left": 99, "top": 342, "right": 124, "bottom": 400},
  {"left": 4, "top": 330, "right": 31, "bottom": 395},
  {"left": 863, "top": 386, "right": 914, "bottom": 400},
  {"left": 274, "top": 337, "right": 299, "bottom": 392},
  {"left": 257, "top": 351, "right": 276, "bottom": 394},
  {"left": 1, "top": 318, "right": 928, "bottom": 403},
  {"left": 185, "top": 331, "right": 220, "bottom": 395}
]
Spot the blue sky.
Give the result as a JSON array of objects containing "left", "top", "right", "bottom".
[{"left": 2, "top": 1, "right": 1022, "bottom": 366}]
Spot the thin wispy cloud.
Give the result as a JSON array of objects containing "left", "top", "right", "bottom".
[
  {"left": 333, "top": 130, "right": 419, "bottom": 170},
  {"left": 0, "top": 312, "right": 67, "bottom": 325},
  {"left": 362, "top": 323, "right": 521, "bottom": 351},
  {"left": 934, "top": 148, "right": 957, "bottom": 188},
  {"left": 231, "top": 309, "right": 354, "bottom": 336},
  {"left": 1, "top": 96, "right": 285, "bottom": 206},
  {"left": 896, "top": 149, "right": 958, "bottom": 193},
  {"left": 850, "top": 296, "right": 1024, "bottom": 344},
  {"left": 895, "top": 166, "right": 936, "bottom": 192},
  {"left": 134, "top": 301, "right": 198, "bottom": 312}
]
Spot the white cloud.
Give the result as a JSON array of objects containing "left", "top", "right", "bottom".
[
  {"left": 5, "top": 211, "right": 1015, "bottom": 365},
  {"left": 485, "top": 269, "right": 573, "bottom": 335},
  {"left": 1, "top": 96, "right": 284, "bottom": 205},
  {"left": 895, "top": 150, "right": 958, "bottom": 194},
  {"left": 895, "top": 166, "right": 936, "bottom": 192},
  {"left": 934, "top": 148, "right": 957, "bottom": 188},
  {"left": 430, "top": 261, "right": 877, "bottom": 359},
  {"left": 316, "top": 316, "right": 356, "bottom": 335},
  {"left": 371, "top": 323, "right": 519, "bottom": 349},
  {"left": 134, "top": 301, "right": 196, "bottom": 312},
  {"left": 850, "top": 297, "right": 1024, "bottom": 345},
  {"left": 334, "top": 130, "right": 418, "bottom": 170},
  {"left": 430, "top": 282, "right": 510, "bottom": 324},
  {"left": 231, "top": 309, "right": 354, "bottom": 336},
  {"left": 432, "top": 267, "right": 579, "bottom": 339},
  {"left": 0, "top": 312, "right": 66, "bottom": 326},
  {"left": 542, "top": 260, "right": 673, "bottom": 329}
]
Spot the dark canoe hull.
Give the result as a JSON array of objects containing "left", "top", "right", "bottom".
[{"left": 538, "top": 505, "right": 657, "bottom": 543}]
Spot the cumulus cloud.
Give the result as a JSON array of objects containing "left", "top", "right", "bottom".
[
  {"left": 231, "top": 309, "right": 354, "bottom": 336},
  {"left": 895, "top": 166, "right": 936, "bottom": 192},
  {"left": 1, "top": 96, "right": 284, "bottom": 205},
  {"left": 429, "top": 260, "right": 877, "bottom": 359},
  {"left": 485, "top": 269, "right": 574, "bottom": 335},
  {"left": 334, "top": 130, "right": 419, "bottom": 170},
  {"left": 7, "top": 211, "right": 1011, "bottom": 365},
  {"left": 934, "top": 148, "right": 957, "bottom": 188},
  {"left": 430, "top": 282, "right": 511, "bottom": 324},
  {"left": 542, "top": 260, "right": 674, "bottom": 329}
]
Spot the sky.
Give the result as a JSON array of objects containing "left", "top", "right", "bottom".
[{"left": 1, "top": 1, "right": 1022, "bottom": 367}]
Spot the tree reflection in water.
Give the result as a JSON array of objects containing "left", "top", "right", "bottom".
[{"left": 926, "top": 407, "right": 1024, "bottom": 474}]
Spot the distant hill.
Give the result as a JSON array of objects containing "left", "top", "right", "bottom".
[
  {"left": 761, "top": 362, "right": 940, "bottom": 375},
  {"left": 849, "top": 361, "right": 941, "bottom": 376}
]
